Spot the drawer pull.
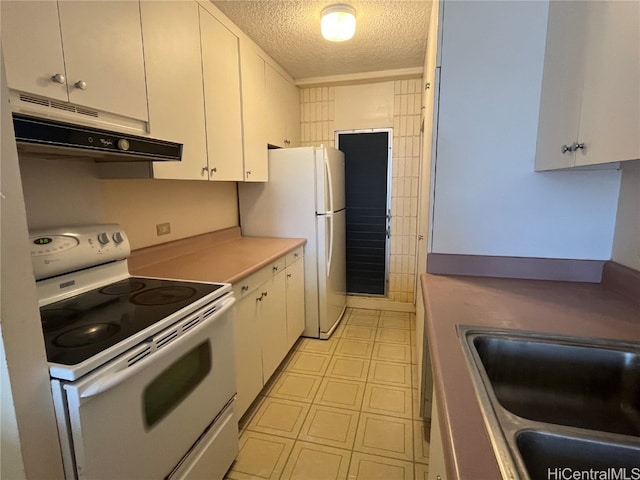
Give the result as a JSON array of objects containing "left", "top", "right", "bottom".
[
  {"left": 273, "top": 266, "right": 279, "bottom": 272},
  {"left": 241, "top": 285, "right": 249, "bottom": 292}
]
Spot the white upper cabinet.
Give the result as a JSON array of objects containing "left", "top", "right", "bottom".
[
  {"left": 1, "top": 1, "right": 68, "bottom": 102},
  {"left": 2, "top": 1, "right": 148, "bottom": 121},
  {"left": 141, "top": 1, "right": 208, "bottom": 180},
  {"left": 240, "top": 42, "right": 268, "bottom": 182},
  {"left": 266, "top": 64, "right": 300, "bottom": 148},
  {"left": 575, "top": 2, "right": 639, "bottom": 167},
  {"left": 142, "top": 2, "right": 244, "bottom": 182},
  {"left": 535, "top": 1, "right": 639, "bottom": 170},
  {"left": 200, "top": 7, "right": 244, "bottom": 181}
]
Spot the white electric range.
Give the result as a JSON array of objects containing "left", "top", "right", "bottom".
[{"left": 31, "top": 224, "right": 238, "bottom": 480}]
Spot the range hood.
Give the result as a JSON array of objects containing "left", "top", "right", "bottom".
[{"left": 12, "top": 114, "right": 182, "bottom": 162}]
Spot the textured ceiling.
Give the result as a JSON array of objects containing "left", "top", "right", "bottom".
[{"left": 211, "top": 1, "right": 432, "bottom": 80}]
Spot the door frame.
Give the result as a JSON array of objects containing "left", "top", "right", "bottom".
[{"left": 335, "top": 128, "right": 393, "bottom": 297}]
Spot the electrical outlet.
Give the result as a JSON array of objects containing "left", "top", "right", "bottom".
[{"left": 156, "top": 222, "right": 171, "bottom": 236}]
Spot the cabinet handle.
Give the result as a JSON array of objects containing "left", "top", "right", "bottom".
[
  {"left": 287, "top": 273, "right": 292, "bottom": 278},
  {"left": 211, "top": 167, "right": 217, "bottom": 173},
  {"left": 561, "top": 144, "right": 572, "bottom": 153},
  {"left": 273, "top": 266, "right": 278, "bottom": 272},
  {"left": 51, "top": 73, "right": 66, "bottom": 84},
  {"left": 256, "top": 295, "right": 263, "bottom": 302},
  {"left": 261, "top": 291, "right": 268, "bottom": 297},
  {"left": 241, "top": 285, "right": 249, "bottom": 292},
  {"left": 246, "top": 170, "right": 252, "bottom": 178},
  {"left": 74, "top": 80, "right": 87, "bottom": 90},
  {"left": 202, "top": 166, "right": 209, "bottom": 176},
  {"left": 562, "top": 142, "right": 586, "bottom": 154},
  {"left": 294, "top": 253, "right": 298, "bottom": 258}
]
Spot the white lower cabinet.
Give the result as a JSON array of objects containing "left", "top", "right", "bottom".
[
  {"left": 285, "top": 254, "right": 305, "bottom": 350},
  {"left": 233, "top": 249, "right": 305, "bottom": 419}
]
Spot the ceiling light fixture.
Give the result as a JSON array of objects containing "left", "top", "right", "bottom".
[{"left": 321, "top": 4, "right": 356, "bottom": 42}]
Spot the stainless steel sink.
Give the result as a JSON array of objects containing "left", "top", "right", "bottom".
[
  {"left": 517, "top": 430, "right": 640, "bottom": 479},
  {"left": 459, "top": 326, "right": 640, "bottom": 480}
]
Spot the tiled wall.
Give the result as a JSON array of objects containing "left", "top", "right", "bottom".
[
  {"left": 300, "top": 79, "right": 423, "bottom": 303},
  {"left": 300, "top": 87, "right": 336, "bottom": 147}
]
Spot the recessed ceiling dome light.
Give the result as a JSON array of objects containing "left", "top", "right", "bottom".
[{"left": 321, "top": 4, "right": 356, "bottom": 42}]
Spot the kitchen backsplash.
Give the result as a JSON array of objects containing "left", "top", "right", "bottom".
[
  {"left": 18, "top": 156, "right": 239, "bottom": 250},
  {"left": 300, "top": 78, "right": 423, "bottom": 303}
]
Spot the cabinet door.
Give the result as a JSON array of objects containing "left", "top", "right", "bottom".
[
  {"left": 57, "top": 1, "right": 148, "bottom": 121},
  {"left": 265, "top": 64, "right": 288, "bottom": 147},
  {"left": 534, "top": 2, "right": 586, "bottom": 171},
  {"left": 239, "top": 42, "right": 268, "bottom": 182},
  {"left": 141, "top": 1, "right": 208, "bottom": 181},
  {"left": 260, "top": 272, "right": 287, "bottom": 382},
  {"left": 576, "top": 1, "right": 640, "bottom": 166},
  {"left": 233, "top": 292, "right": 264, "bottom": 419},
  {"left": 200, "top": 8, "right": 244, "bottom": 181},
  {"left": 1, "top": 1, "right": 68, "bottom": 101},
  {"left": 285, "top": 259, "right": 305, "bottom": 350}
]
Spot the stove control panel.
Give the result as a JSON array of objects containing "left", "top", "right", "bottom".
[{"left": 29, "top": 224, "right": 131, "bottom": 280}]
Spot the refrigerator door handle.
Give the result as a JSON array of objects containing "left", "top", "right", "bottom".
[
  {"left": 325, "top": 154, "right": 334, "bottom": 213},
  {"left": 327, "top": 214, "right": 334, "bottom": 277}
]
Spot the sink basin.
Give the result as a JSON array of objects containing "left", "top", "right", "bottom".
[
  {"left": 459, "top": 326, "right": 640, "bottom": 479},
  {"left": 473, "top": 335, "right": 640, "bottom": 436},
  {"left": 517, "top": 430, "right": 640, "bottom": 480}
]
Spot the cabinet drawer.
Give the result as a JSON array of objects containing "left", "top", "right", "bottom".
[
  {"left": 233, "top": 267, "right": 270, "bottom": 299},
  {"left": 271, "top": 257, "right": 286, "bottom": 276},
  {"left": 285, "top": 246, "right": 304, "bottom": 267}
]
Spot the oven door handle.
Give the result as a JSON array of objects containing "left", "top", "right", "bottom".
[{"left": 79, "top": 296, "right": 235, "bottom": 399}]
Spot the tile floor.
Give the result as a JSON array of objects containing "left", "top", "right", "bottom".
[{"left": 226, "top": 308, "right": 431, "bottom": 480}]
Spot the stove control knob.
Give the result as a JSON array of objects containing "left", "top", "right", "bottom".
[
  {"left": 97, "top": 232, "right": 110, "bottom": 245},
  {"left": 112, "top": 232, "right": 124, "bottom": 244}
]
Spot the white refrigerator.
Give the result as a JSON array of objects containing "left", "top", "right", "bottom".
[{"left": 238, "top": 146, "right": 347, "bottom": 339}]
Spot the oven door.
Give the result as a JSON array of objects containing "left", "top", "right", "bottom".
[{"left": 61, "top": 295, "right": 236, "bottom": 480}]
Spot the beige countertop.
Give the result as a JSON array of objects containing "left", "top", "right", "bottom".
[
  {"left": 420, "top": 272, "right": 639, "bottom": 480},
  {"left": 128, "top": 227, "right": 306, "bottom": 284}
]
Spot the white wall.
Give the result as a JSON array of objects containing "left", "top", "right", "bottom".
[
  {"left": 334, "top": 82, "right": 395, "bottom": 131},
  {"left": 611, "top": 161, "right": 640, "bottom": 270},
  {"left": 430, "top": 1, "right": 622, "bottom": 260}
]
